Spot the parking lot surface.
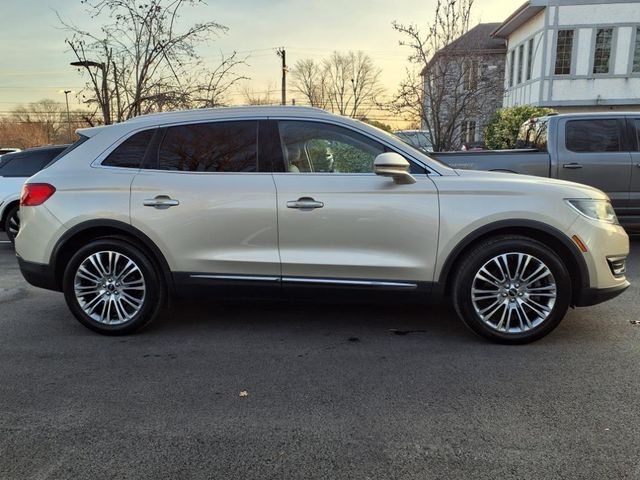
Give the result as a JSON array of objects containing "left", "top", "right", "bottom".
[{"left": 0, "top": 233, "right": 639, "bottom": 479}]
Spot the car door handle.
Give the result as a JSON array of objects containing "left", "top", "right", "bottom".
[
  {"left": 563, "top": 163, "right": 583, "bottom": 169},
  {"left": 143, "top": 195, "right": 180, "bottom": 209},
  {"left": 286, "top": 197, "right": 324, "bottom": 210}
]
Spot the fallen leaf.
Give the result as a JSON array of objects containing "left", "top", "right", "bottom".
[
  {"left": 239, "top": 390, "right": 249, "bottom": 397},
  {"left": 630, "top": 320, "right": 640, "bottom": 325}
]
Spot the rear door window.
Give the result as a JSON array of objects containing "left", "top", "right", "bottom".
[
  {"left": 565, "top": 119, "right": 624, "bottom": 152},
  {"left": 154, "top": 121, "right": 258, "bottom": 172}
]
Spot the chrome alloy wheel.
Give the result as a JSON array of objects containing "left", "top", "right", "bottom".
[
  {"left": 471, "top": 253, "right": 556, "bottom": 334},
  {"left": 74, "top": 251, "right": 146, "bottom": 325}
]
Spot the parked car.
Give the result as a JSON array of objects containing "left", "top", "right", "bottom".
[
  {"left": 0, "top": 144, "right": 69, "bottom": 243},
  {"left": 431, "top": 113, "right": 640, "bottom": 231},
  {"left": 15, "top": 106, "right": 629, "bottom": 343},
  {"left": 394, "top": 130, "right": 433, "bottom": 153},
  {"left": 0, "top": 147, "right": 21, "bottom": 155}
]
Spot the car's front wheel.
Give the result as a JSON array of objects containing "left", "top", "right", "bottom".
[
  {"left": 4, "top": 204, "right": 20, "bottom": 244},
  {"left": 63, "top": 238, "right": 164, "bottom": 335},
  {"left": 452, "top": 235, "right": 571, "bottom": 344}
]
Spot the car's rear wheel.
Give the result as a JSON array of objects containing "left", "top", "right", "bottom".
[
  {"left": 452, "top": 235, "right": 571, "bottom": 344},
  {"left": 63, "top": 238, "right": 163, "bottom": 335},
  {"left": 4, "top": 204, "right": 20, "bottom": 244}
]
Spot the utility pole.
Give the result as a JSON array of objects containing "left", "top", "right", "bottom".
[
  {"left": 276, "top": 48, "right": 287, "bottom": 105},
  {"left": 63, "top": 90, "right": 72, "bottom": 142}
]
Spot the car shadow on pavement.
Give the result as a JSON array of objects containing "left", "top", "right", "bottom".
[{"left": 149, "top": 298, "right": 479, "bottom": 344}]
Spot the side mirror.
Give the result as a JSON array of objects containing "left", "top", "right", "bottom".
[{"left": 374, "top": 153, "right": 416, "bottom": 185}]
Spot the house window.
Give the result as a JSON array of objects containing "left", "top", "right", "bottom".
[
  {"left": 509, "top": 50, "right": 515, "bottom": 87},
  {"left": 462, "top": 120, "right": 477, "bottom": 144},
  {"left": 633, "top": 27, "right": 640, "bottom": 72},
  {"left": 463, "top": 59, "right": 478, "bottom": 91},
  {"left": 593, "top": 28, "right": 613, "bottom": 74},
  {"left": 526, "top": 38, "right": 534, "bottom": 80},
  {"left": 554, "top": 29, "right": 574, "bottom": 75},
  {"left": 517, "top": 44, "right": 524, "bottom": 84}
]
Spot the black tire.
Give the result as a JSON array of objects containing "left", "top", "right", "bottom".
[
  {"left": 62, "top": 237, "right": 164, "bottom": 335},
  {"left": 4, "top": 204, "right": 20, "bottom": 244},
  {"left": 452, "top": 235, "right": 571, "bottom": 344}
]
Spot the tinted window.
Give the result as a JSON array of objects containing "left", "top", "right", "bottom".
[
  {"left": 565, "top": 119, "right": 623, "bottom": 153},
  {"left": 156, "top": 121, "right": 257, "bottom": 172},
  {"left": 279, "top": 121, "right": 385, "bottom": 174},
  {"left": 0, "top": 149, "right": 65, "bottom": 177},
  {"left": 634, "top": 119, "right": 640, "bottom": 151},
  {"left": 103, "top": 130, "right": 154, "bottom": 169}
]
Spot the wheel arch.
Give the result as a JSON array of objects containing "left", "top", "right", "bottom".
[
  {"left": 0, "top": 199, "right": 20, "bottom": 232},
  {"left": 437, "top": 219, "right": 589, "bottom": 306},
  {"left": 50, "top": 219, "right": 175, "bottom": 296}
]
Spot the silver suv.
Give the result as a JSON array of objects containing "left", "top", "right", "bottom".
[{"left": 15, "top": 106, "right": 630, "bottom": 343}]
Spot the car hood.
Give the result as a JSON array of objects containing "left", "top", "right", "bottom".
[{"left": 450, "top": 169, "right": 609, "bottom": 200}]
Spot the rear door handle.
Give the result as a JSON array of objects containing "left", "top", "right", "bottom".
[
  {"left": 563, "top": 163, "right": 583, "bottom": 169},
  {"left": 286, "top": 197, "right": 324, "bottom": 210},
  {"left": 143, "top": 195, "right": 180, "bottom": 209}
]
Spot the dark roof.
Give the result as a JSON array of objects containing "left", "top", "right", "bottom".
[
  {"left": 421, "top": 23, "right": 506, "bottom": 75},
  {"left": 439, "top": 23, "right": 506, "bottom": 53}
]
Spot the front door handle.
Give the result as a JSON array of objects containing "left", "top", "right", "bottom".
[
  {"left": 143, "top": 195, "right": 180, "bottom": 209},
  {"left": 286, "top": 197, "right": 324, "bottom": 210},
  {"left": 563, "top": 163, "right": 583, "bottom": 169}
]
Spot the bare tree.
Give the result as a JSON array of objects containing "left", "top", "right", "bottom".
[
  {"left": 290, "top": 59, "right": 329, "bottom": 109},
  {"left": 324, "top": 51, "right": 384, "bottom": 118},
  {"left": 291, "top": 52, "right": 383, "bottom": 118},
  {"left": 389, "top": 0, "right": 504, "bottom": 151},
  {"left": 241, "top": 83, "right": 279, "bottom": 105},
  {"left": 60, "top": 0, "right": 247, "bottom": 124},
  {"left": 1, "top": 99, "right": 97, "bottom": 147}
]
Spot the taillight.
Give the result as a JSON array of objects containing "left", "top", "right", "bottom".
[{"left": 20, "top": 183, "right": 56, "bottom": 206}]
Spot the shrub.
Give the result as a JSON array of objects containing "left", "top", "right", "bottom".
[{"left": 484, "top": 105, "right": 555, "bottom": 150}]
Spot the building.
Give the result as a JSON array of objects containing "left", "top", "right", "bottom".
[
  {"left": 494, "top": 0, "right": 640, "bottom": 111},
  {"left": 421, "top": 23, "right": 506, "bottom": 149}
]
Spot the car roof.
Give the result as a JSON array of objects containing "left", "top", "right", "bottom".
[
  {"left": 1, "top": 144, "right": 69, "bottom": 158},
  {"left": 77, "top": 106, "right": 332, "bottom": 137}
]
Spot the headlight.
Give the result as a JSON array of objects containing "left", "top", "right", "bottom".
[{"left": 566, "top": 199, "right": 619, "bottom": 224}]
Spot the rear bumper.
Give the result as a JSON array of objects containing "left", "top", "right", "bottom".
[
  {"left": 574, "top": 281, "right": 630, "bottom": 307},
  {"left": 17, "top": 255, "right": 60, "bottom": 292}
]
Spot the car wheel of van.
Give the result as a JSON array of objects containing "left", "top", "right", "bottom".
[
  {"left": 4, "top": 204, "right": 20, "bottom": 244},
  {"left": 452, "top": 235, "right": 571, "bottom": 344},
  {"left": 63, "top": 238, "right": 163, "bottom": 335}
]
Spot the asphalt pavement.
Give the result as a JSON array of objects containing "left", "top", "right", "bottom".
[{"left": 0, "top": 232, "right": 639, "bottom": 479}]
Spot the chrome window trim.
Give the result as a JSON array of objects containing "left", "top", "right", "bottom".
[{"left": 91, "top": 115, "right": 447, "bottom": 176}]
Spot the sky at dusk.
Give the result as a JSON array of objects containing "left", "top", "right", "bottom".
[{"left": 0, "top": 0, "right": 524, "bottom": 120}]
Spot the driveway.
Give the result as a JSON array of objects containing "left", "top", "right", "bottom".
[{"left": 0, "top": 233, "right": 639, "bottom": 479}]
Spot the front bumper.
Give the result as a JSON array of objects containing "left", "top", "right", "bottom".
[
  {"left": 17, "top": 255, "right": 60, "bottom": 292},
  {"left": 574, "top": 281, "right": 630, "bottom": 307}
]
